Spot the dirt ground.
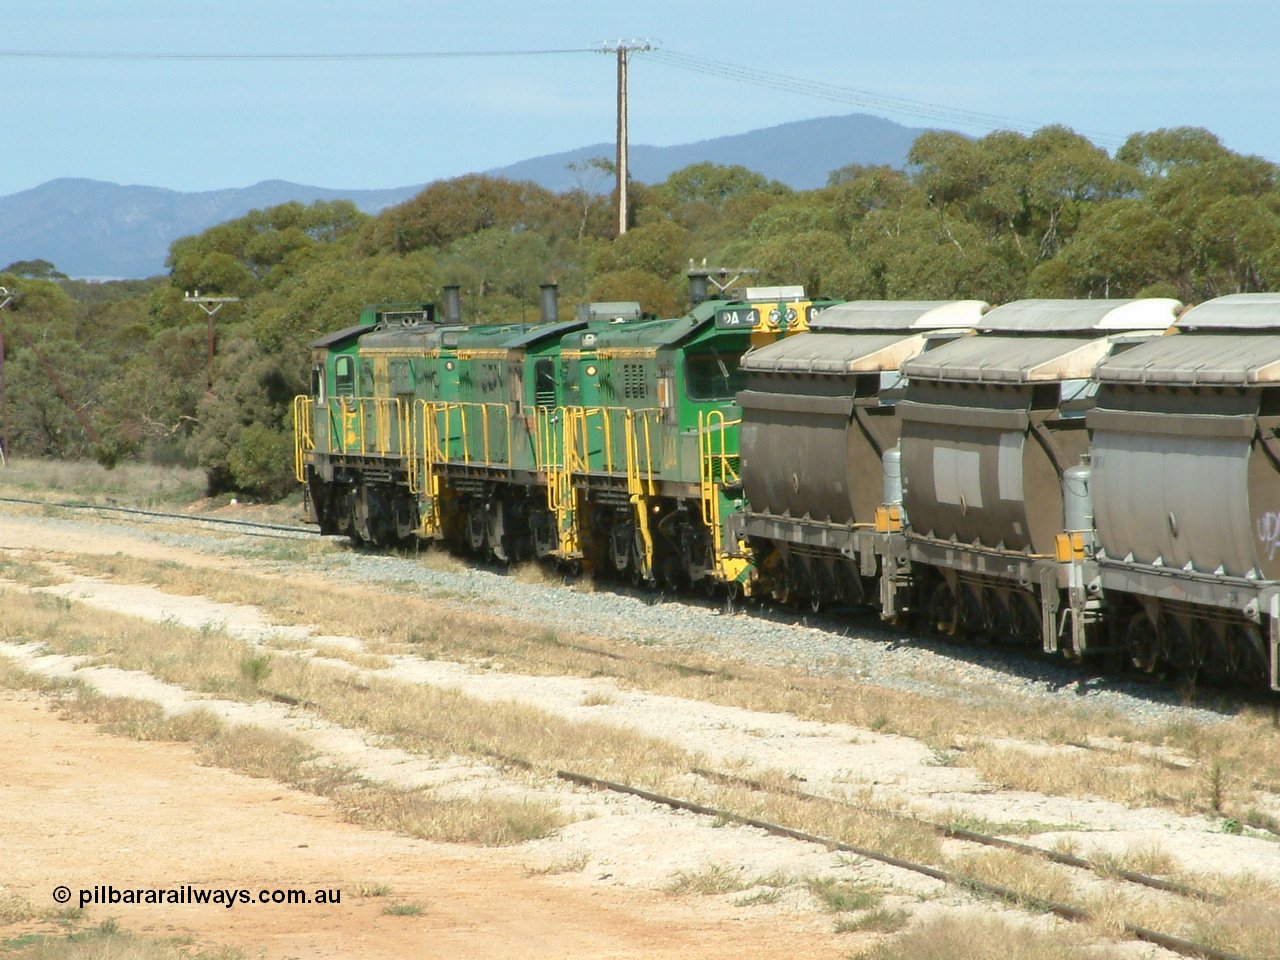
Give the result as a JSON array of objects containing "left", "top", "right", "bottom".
[
  {"left": 2, "top": 508, "right": 1277, "bottom": 960},
  {"left": 0, "top": 512, "right": 860, "bottom": 958},
  {"left": 0, "top": 691, "right": 844, "bottom": 960}
]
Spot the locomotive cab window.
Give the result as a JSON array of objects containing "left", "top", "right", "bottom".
[
  {"left": 334, "top": 356, "right": 355, "bottom": 397},
  {"left": 311, "top": 365, "right": 325, "bottom": 402},
  {"left": 683, "top": 348, "right": 746, "bottom": 401}
]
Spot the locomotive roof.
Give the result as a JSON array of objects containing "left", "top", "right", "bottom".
[
  {"left": 503, "top": 319, "right": 590, "bottom": 348},
  {"left": 449, "top": 323, "right": 532, "bottom": 349},
  {"left": 1174, "top": 293, "right": 1280, "bottom": 331},
  {"left": 587, "top": 299, "right": 727, "bottom": 349},
  {"left": 903, "top": 335, "right": 1118, "bottom": 383},
  {"left": 741, "top": 332, "right": 930, "bottom": 374},
  {"left": 357, "top": 323, "right": 467, "bottom": 350},
  {"left": 311, "top": 323, "right": 372, "bottom": 349},
  {"left": 977, "top": 298, "right": 1182, "bottom": 333},
  {"left": 1095, "top": 333, "right": 1280, "bottom": 386},
  {"left": 809, "top": 300, "right": 989, "bottom": 332}
]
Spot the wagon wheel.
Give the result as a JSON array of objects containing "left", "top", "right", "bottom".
[
  {"left": 1124, "top": 612, "right": 1160, "bottom": 674},
  {"left": 927, "top": 581, "right": 959, "bottom": 637}
]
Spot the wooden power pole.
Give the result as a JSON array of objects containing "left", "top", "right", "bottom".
[
  {"left": 0, "top": 286, "right": 12, "bottom": 465},
  {"left": 184, "top": 291, "right": 240, "bottom": 389},
  {"left": 608, "top": 41, "right": 651, "bottom": 236}
]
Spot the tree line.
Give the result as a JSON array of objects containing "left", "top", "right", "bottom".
[{"left": 1, "top": 124, "right": 1275, "bottom": 497}]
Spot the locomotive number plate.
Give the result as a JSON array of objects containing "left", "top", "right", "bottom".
[{"left": 716, "top": 308, "right": 760, "bottom": 329}]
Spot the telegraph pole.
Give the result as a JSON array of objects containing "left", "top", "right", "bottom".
[
  {"left": 0, "top": 286, "right": 13, "bottom": 465},
  {"left": 605, "top": 40, "right": 652, "bottom": 236},
  {"left": 184, "top": 291, "right": 240, "bottom": 389}
]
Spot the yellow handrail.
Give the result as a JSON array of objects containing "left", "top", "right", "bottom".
[
  {"left": 413, "top": 399, "right": 443, "bottom": 536},
  {"left": 291, "top": 395, "right": 314, "bottom": 483},
  {"left": 324, "top": 397, "right": 403, "bottom": 458},
  {"left": 698, "top": 410, "right": 747, "bottom": 586},
  {"left": 623, "top": 408, "right": 662, "bottom": 579},
  {"left": 536, "top": 405, "right": 580, "bottom": 558},
  {"left": 429, "top": 401, "right": 511, "bottom": 467}
]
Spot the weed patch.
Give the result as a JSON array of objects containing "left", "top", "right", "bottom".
[
  {"left": 834, "top": 907, "right": 909, "bottom": 934},
  {"left": 805, "top": 877, "right": 880, "bottom": 913}
]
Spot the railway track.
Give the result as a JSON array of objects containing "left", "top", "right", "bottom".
[
  {"left": 553, "top": 767, "right": 1248, "bottom": 960},
  {"left": 0, "top": 495, "right": 320, "bottom": 539},
  {"left": 688, "top": 767, "right": 1224, "bottom": 902}
]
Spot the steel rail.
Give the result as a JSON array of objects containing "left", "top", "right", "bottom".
[
  {"left": 0, "top": 495, "right": 319, "bottom": 537},
  {"left": 691, "top": 767, "right": 1225, "bottom": 904},
  {"left": 556, "top": 769, "right": 1248, "bottom": 960}
]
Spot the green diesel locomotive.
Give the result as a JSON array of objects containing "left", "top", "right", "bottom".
[{"left": 293, "top": 280, "right": 832, "bottom": 590}]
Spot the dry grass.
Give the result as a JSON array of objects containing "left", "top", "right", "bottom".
[
  {"left": 833, "top": 907, "right": 910, "bottom": 934},
  {"left": 950, "top": 849, "right": 1077, "bottom": 908},
  {"left": 306, "top": 643, "right": 391, "bottom": 671},
  {"left": 805, "top": 876, "right": 881, "bottom": 912},
  {"left": 863, "top": 915, "right": 1127, "bottom": 960},
  {"left": 57, "top": 691, "right": 565, "bottom": 846},
  {"left": 510, "top": 561, "right": 555, "bottom": 585},
  {"left": 1088, "top": 841, "right": 1176, "bottom": 878},
  {"left": 524, "top": 851, "right": 591, "bottom": 876},
  {"left": 966, "top": 737, "right": 1270, "bottom": 822},
  {"left": 664, "top": 864, "right": 758, "bottom": 896},
  {"left": 952, "top": 844, "right": 1280, "bottom": 958},
  {"left": 0, "top": 892, "right": 37, "bottom": 924},
  {"left": 54, "top": 549, "right": 1280, "bottom": 823},
  {"left": 2, "top": 591, "right": 570, "bottom": 846},
  {"left": 0, "top": 920, "right": 244, "bottom": 960},
  {"left": 0, "top": 552, "right": 71, "bottom": 587},
  {"left": 1185, "top": 899, "right": 1280, "bottom": 960},
  {"left": 0, "top": 457, "right": 206, "bottom": 507}
]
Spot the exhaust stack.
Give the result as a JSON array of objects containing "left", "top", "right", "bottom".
[
  {"left": 443, "top": 285, "right": 462, "bottom": 324},
  {"left": 540, "top": 283, "right": 559, "bottom": 323}
]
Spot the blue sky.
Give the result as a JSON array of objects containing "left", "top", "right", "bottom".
[{"left": 3, "top": 0, "right": 1278, "bottom": 196}]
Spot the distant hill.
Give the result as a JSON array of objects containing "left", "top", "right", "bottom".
[
  {"left": 487, "top": 113, "right": 930, "bottom": 192},
  {"left": 0, "top": 113, "right": 931, "bottom": 279},
  {"left": 0, "top": 179, "right": 426, "bottom": 280}
]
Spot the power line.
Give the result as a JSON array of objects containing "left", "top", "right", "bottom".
[
  {"left": 640, "top": 49, "right": 1128, "bottom": 150},
  {"left": 0, "top": 42, "right": 1139, "bottom": 151},
  {"left": 0, "top": 47, "right": 597, "bottom": 61}
]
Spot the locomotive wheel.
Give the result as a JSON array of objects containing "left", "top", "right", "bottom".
[
  {"left": 486, "top": 501, "right": 509, "bottom": 564},
  {"left": 465, "top": 509, "right": 487, "bottom": 555},
  {"left": 628, "top": 545, "right": 644, "bottom": 587}
]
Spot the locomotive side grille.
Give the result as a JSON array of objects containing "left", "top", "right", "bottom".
[{"left": 623, "top": 363, "right": 648, "bottom": 399}]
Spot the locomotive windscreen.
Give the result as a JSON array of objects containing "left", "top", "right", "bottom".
[{"left": 684, "top": 347, "right": 747, "bottom": 401}]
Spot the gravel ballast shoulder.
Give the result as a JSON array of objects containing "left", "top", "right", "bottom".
[{"left": 5, "top": 507, "right": 1241, "bottom": 729}]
